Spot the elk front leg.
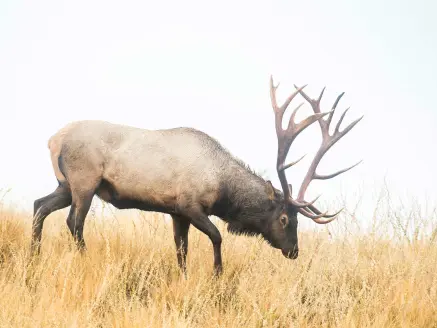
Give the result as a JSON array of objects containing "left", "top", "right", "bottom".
[
  {"left": 179, "top": 206, "right": 223, "bottom": 275},
  {"left": 171, "top": 215, "right": 191, "bottom": 273}
]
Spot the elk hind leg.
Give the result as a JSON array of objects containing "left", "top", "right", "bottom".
[
  {"left": 31, "top": 185, "right": 72, "bottom": 255},
  {"left": 66, "top": 180, "right": 100, "bottom": 252}
]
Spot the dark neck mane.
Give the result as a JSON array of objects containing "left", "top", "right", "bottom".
[
  {"left": 212, "top": 161, "right": 279, "bottom": 237},
  {"left": 194, "top": 129, "right": 281, "bottom": 237}
]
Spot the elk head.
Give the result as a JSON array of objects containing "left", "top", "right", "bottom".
[{"left": 265, "top": 76, "right": 363, "bottom": 259}]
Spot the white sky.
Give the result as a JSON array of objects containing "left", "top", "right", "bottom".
[{"left": 1, "top": 0, "right": 436, "bottom": 223}]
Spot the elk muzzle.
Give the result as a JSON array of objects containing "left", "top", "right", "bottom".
[{"left": 282, "top": 247, "right": 299, "bottom": 259}]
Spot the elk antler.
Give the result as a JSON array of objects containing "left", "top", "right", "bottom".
[
  {"left": 269, "top": 75, "right": 363, "bottom": 224},
  {"left": 269, "top": 76, "right": 331, "bottom": 212},
  {"left": 291, "top": 85, "right": 363, "bottom": 223}
]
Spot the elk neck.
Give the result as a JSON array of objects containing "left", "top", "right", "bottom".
[{"left": 212, "top": 164, "right": 279, "bottom": 236}]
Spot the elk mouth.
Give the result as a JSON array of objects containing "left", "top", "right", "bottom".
[{"left": 282, "top": 248, "right": 299, "bottom": 259}]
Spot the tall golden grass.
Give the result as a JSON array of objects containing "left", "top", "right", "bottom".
[{"left": 0, "top": 190, "right": 437, "bottom": 327}]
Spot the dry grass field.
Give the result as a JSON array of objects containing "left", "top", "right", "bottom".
[{"left": 0, "top": 190, "right": 437, "bottom": 328}]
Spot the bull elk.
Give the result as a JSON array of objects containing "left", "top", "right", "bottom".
[{"left": 31, "top": 76, "right": 363, "bottom": 275}]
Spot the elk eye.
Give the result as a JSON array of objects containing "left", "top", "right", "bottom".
[{"left": 280, "top": 215, "right": 289, "bottom": 227}]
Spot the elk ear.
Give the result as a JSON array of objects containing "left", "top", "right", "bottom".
[{"left": 265, "top": 180, "right": 276, "bottom": 200}]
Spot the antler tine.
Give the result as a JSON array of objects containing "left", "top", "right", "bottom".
[
  {"left": 305, "top": 203, "right": 343, "bottom": 217},
  {"left": 326, "top": 92, "right": 345, "bottom": 126},
  {"left": 278, "top": 154, "right": 307, "bottom": 172},
  {"left": 297, "top": 206, "right": 343, "bottom": 221},
  {"left": 289, "top": 194, "right": 321, "bottom": 208},
  {"left": 290, "top": 85, "right": 363, "bottom": 223},
  {"left": 314, "top": 160, "right": 362, "bottom": 180},
  {"left": 269, "top": 76, "right": 331, "bottom": 203},
  {"left": 303, "top": 208, "right": 344, "bottom": 224},
  {"left": 269, "top": 76, "right": 280, "bottom": 112}
]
